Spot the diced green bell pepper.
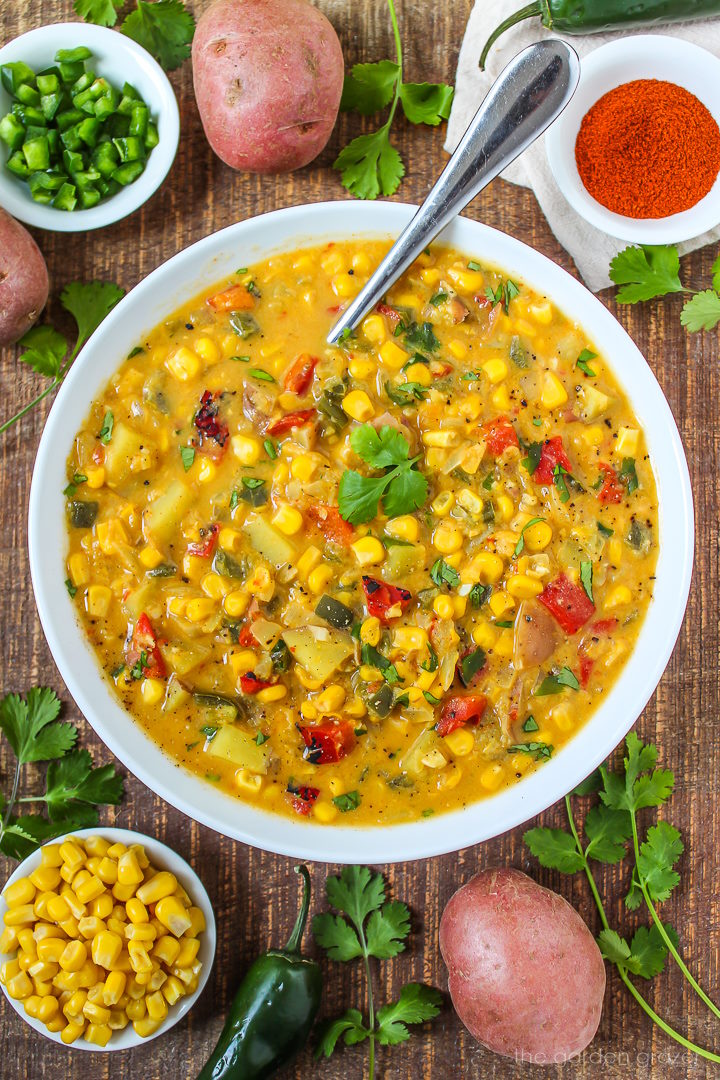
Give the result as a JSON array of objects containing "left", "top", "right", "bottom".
[
  {"left": 52, "top": 181, "right": 77, "bottom": 211},
  {"left": 0, "top": 113, "right": 25, "bottom": 151},
  {"left": 111, "top": 160, "right": 144, "bottom": 185},
  {"left": 22, "top": 135, "right": 50, "bottom": 171}
]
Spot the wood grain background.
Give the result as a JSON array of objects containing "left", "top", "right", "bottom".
[{"left": 1, "top": 2, "right": 718, "bottom": 1077}]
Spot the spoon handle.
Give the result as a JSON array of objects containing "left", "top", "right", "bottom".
[{"left": 327, "top": 39, "right": 580, "bottom": 345}]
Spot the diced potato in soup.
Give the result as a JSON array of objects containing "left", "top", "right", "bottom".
[{"left": 64, "top": 241, "right": 658, "bottom": 825}]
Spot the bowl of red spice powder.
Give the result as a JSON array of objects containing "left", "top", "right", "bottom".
[{"left": 545, "top": 35, "right": 720, "bottom": 243}]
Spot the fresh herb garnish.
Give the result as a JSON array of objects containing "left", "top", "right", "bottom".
[
  {"left": 232, "top": 355, "right": 250, "bottom": 363},
  {"left": 513, "top": 516, "right": 544, "bottom": 557},
  {"left": 429, "top": 291, "right": 449, "bottom": 306},
  {"left": 467, "top": 260, "right": 483, "bottom": 272},
  {"left": 423, "top": 690, "right": 441, "bottom": 706},
  {"left": 420, "top": 644, "right": 438, "bottom": 673},
  {"left": 619, "top": 457, "right": 639, "bottom": 494},
  {"left": 459, "top": 647, "right": 486, "bottom": 686},
  {"left": 200, "top": 725, "right": 217, "bottom": 739},
  {"left": 229, "top": 489, "right": 240, "bottom": 510},
  {"left": 361, "top": 644, "right": 401, "bottom": 685},
  {"left": 313, "top": 866, "right": 442, "bottom": 1076},
  {"left": 179, "top": 445, "right": 195, "bottom": 471},
  {"left": 509, "top": 741, "right": 553, "bottom": 760},
  {"left": 255, "top": 732, "right": 270, "bottom": 746},
  {"left": 0, "top": 688, "right": 123, "bottom": 859},
  {"left": 63, "top": 473, "right": 88, "bottom": 498},
  {"left": 403, "top": 321, "right": 439, "bottom": 352},
  {"left": 525, "top": 732, "right": 720, "bottom": 1065},
  {"left": 535, "top": 667, "right": 580, "bottom": 695},
  {"left": 333, "top": 0, "right": 453, "bottom": 199},
  {"left": 576, "top": 348, "right": 598, "bottom": 377},
  {"left": 385, "top": 380, "right": 427, "bottom": 406},
  {"left": 2, "top": 282, "right": 124, "bottom": 436},
  {"left": 581, "top": 559, "right": 594, "bottom": 602},
  {"left": 64, "top": 578, "right": 77, "bottom": 599},
  {"left": 521, "top": 441, "right": 543, "bottom": 475},
  {"left": 598, "top": 520, "right": 614, "bottom": 538},
  {"left": 610, "top": 244, "right": 720, "bottom": 334},
  {"left": 485, "top": 278, "right": 520, "bottom": 313},
  {"left": 242, "top": 476, "right": 265, "bottom": 490},
  {"left": 99, "top": 409, "right": 114, "bottom": 445},
  {"left": 523, "top": 715, "right": 539, "bottom": 732},
  {"left": 430, "top": 558, "right": 459, "bottom": 589},
  {"left": 263, "top": 438, "right": 278, "bottom": 460},
  {"left": 494, "top": 619, "right": 514, "bottom": 629},
  {"left": 248, "top": 368, "right": 274, "bottom": 383},
  {"left": 119, "top": 0, "right": 195, "bottom": 71},
  {"left": 338, "top": 424, "right": 428, "bottom": 525},
  {"left": 553, "top": 463, "right": 571, "bottom": 503},
  {"left": 469, "top": 583, "right": 492, "bottom": 608},
  {"left": 333, "top": 791, "right": 361, "bottom": 813}
]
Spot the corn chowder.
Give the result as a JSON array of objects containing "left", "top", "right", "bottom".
[{"left": 63, "top": 241, "right": 658, "bottom": 825}]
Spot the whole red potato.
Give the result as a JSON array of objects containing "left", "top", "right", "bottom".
[
  {"left": 440, "top": 868, "right": 605, "bottom": 1065},
  {"left": 0, "top": 208, "right": 49, "bottom": 347},
  {"left": 192, "top": 0, "right": 344, "bottom": 173}
]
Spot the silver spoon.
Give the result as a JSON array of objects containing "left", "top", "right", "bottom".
[{"left": 327, "top": 40, "right": 580, "bottom": 345}]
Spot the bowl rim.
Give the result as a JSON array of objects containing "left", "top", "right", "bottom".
[
  {"left": 0, "top": 826, "right": 216, "bottom": 1050},
  {"left": 545, "top": 34, "right": 720, "bottom": 243},
  {"left": 0, "top": 21, "right": 180, "bottom": 232},
  {"left": 28, "top": 200, "right": 695, "bottom": 864}
]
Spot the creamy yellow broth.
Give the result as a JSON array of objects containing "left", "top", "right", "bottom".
[{"left": 64, "top": 241, "right": 658, "bottom": 825}]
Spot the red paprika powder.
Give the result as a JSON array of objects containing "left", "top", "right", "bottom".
[{"left": 574, "top": 79, "right": 720, "bottom": 219}]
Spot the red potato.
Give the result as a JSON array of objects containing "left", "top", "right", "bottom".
[
  {"left": 0, "top": 208, "right": 49, "bottom": 347},
  {"left": 192, "top": 0, "right": 344, "bottom": 173},
  {"left": 440, "top": 868, "right": 605, "bottom": 1065}
]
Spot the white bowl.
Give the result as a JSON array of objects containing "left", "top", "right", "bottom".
[
  {"left": 546, "top": 35, "right": 720, "bottom": 243},
  {"left": 0, "top": 22, "right": 180, "bottom": 231},
  {"left": 0, "top": 827, "right": 216, "bottom": 1050},
  {"left": 28, "top": 201, "right": 694, "bottom": 864}
]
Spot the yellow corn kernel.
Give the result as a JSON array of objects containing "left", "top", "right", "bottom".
[
  {"left": 92, "top": 932, "right": 123, "bottom": 970},
  {"left": 223, "top": 589, "right": 250, "bottom": 619},
  {"left": 295, "top": 546, "right": 322, "bottom": 581},
  {"left": 59, "top": 940, "right": 87, "bottom": 973},
  {"left": 351, "top": 536, "right": 385, "bottom": 566},
  {"left": 607, "top": 537, "right": 622, "bottom": 565},
  {"left": 77, "top": 916, "right": 104, "bottom": 939},
  {"left": 141, "top": 678, "right": 165, "bottom": 706},
  {"left": 447, "top": 338, "right": 467, "bottom": 360},
  {"left": 246, "top": 565, "right": 274, "bottom": 602},
  {"left": 605, "top": 585, "right": 632, "bottom": 609},
  {"left": 162, "top": 974, "right": 184, "bottom": 1005},
  {"left": 108, "top": 1008, "right": 129, "bottom": 1030},
  {"left": 40, "top": 843, "right": 63, "bottom": 868},
  {"left": 90, "top": 893, "right": 113, "bottom": 921},
  {"left": 448, "top": 266, "right": 485, "bottom": 292},
  {"left": 67, "top": 552, "right": 91, "bottom": 588},
  {"left": 343, "top": 389, "right": 375, "bottom": 422},
  {"left": 0, "top": 927, "right": 18, "bottom": 954},
  {"left": 256, "top": 684, "right": 287, "bottom": 704},
  {"left": 489, "top": 591, "right": 515, "bottom": 617},
  {"left": 197, "top": 457, "right": 217, "bottom": 484},
  {"left": 507, "top": 574, "right": 543, "bottom": 599},
  {"left": 361, "top": 314, "right": 386, "bottom": 344},
  {"left": 420, "top": 267, "right": 442, "bottom": 285},
  {"left": 580, "top": 424, "right": 604, "bottom": 447},
  {"left": 45, "top": 894, "right": 72, "bottom": 923},
  {"left": 480, "top": 762, "right": 506, "bottom": 791},
  {"left": 290, "top": 455, "right": 317, "bottom": 484},
  {"left": 540, "top": 371, "right": 568, "bottom": 410},
  {"left": 491, "top": 384, "right": 512, "bottom": 411},
  {"left": 392, "top": 626, "right": 428, "bottom": 652},
  {"left": 433, "top": 523, "right": 464, "bottom": 558},
  {"left": 37, "top": 995, "right": 60, "bottom": 1023},
  {"left": 97, "top": 858, "right": 118, "bottom": 886},
  {"left": 432, "top": 490, "right": 455, "bottom": 517},
  {"left": 379, "top": 339, "right": 408, "bottom": 370},
  {"left": 360, "top": 616, "right": 381, "bottom": 647},
  {"left": 457, "top": 392, "right": 481, "bottom": 421},
  {"left": 615, "top": 427, "right": 640, "bottom": 457},
  {"left": 470, "top": 551, "right": 505, "bottom": 584},
  {"left": 7, "top": 970, "right": 33, "bottom": 999},
  {"left": 155, "top": 897, "right": 192, "bottom": 938},
  {"left": 175, "top": 937, "right": 200, "bottom": 968},
  {"left": 443, "top": 727, "right": 475, "bottom": 757},
  {"left": 493, "top": 629, "right": 514, "bottom": 658},
  {"left": 346, "top": 698, "right": 367, "bottom": 718},
  {"left": 295, "top": 667, "right": 325, "bottom": 690},
  {"left": 133, "top": 1015, "right": 162, "bottom": 1039},
  {"left": 482, "top": 358, "right": 508, "bottom": 384},
  {"left": 86, "top": 585, "right": 112, "bottom": 618},
  {"left": 184, "top": 907, "right": 206, "bottom": 939},
  {"left": 456, "top": 487, "right": 484, "bottom": 516},
  {"left": 385, "top": 515, "right": 419, "bottom": 543},
  {"left": 61, "top": 1019, "right": 86, "bottom": 1044},
  {"left": 84, "top": 1022, "right": 112, "bottom": 1046},
  {"left": 137, "top": 544, "right": 163, "bottom": 571},
  {"left": 348, "top": 356, "right": 376, "bottom": 380},
  {"left": 36, "top": 938, "right": 64, "bottom": 966},
  {"left": 228, "top": 649, "right": 257, "bottom": 680},
  {"left": 529, "top": 300, "right": 553, "bottom": 325},
  {"left": 4, "top": 877, "right": 35, "bottom": 908},
  {"left": 166, "top": 346, "right": 200, "bottom": 381},
  {"left": 315, "top": 685, "right": 346, "bottom": 714},
  {"left": 493, "top": 494, "right": 513, "bottom": 523},
  {"left": 117, "top": 850, "right": 143, "bottom": 886},
  {"left": 136, "top": 872, "right": 177, "bottom": 907},
  {"left": 401, "top": 363, "right": 432, "bottom": 391},
  {"left": 314, "top": 801, "right": 338, "bottom": 824},
  {"left": 0, "top": 958, "right": 20, "bottom": 985},
  {"left": 331, "top": 272, "right": 356, "bottom": 298},
  {"left": 83, "top": 999, "right": 111, "bottom": 1025},
  {"left": 270, "top": 504, "right": 302, "bottom": 537},
  {"left": 235, "top": 768, "right": 263, "bottom": 795},
  {"left": 185, "top": 597, "right": 216, "bottom": 623},
  {"left": 433, "top": 595, "right": 455, "bottom": 620},
  {"left": 200, "top": 573, "right": 226, "bottom": 602},
  {"left": 351, "top": 251, "right": 372, "bottom": 274},
  {"left": 423, "top": 429, "right": 459, "bottom": 448},
  {"left": 153, "top": 936, "right": 181, "bottom": 967},
  {"left": 472, "top": 621, "right": 498, "bottom": 650},
  {"left": 231, "top": 434, "right": 261, "bottom": 465},
  {"left": 194, "top": 335, "right": 219, "bottom": 364},
  {"left": 307, "top": 565, "right": 334, "bottom": 594},
  {"left": 81, "top": 464, "right": 105, "bottom": 491},
  {"left": 144, "top": 988, "right": 168, "bottom": 1022},
  {"left": 523, "top": 520, "right": 552, "bottom": 552},
  {"left": 128, "top": 939, "right": 153, "bottom": 974}
]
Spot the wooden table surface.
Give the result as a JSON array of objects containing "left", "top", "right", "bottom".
[{"left": 2, "top": 2, "right": 719, "bottom": 1077}]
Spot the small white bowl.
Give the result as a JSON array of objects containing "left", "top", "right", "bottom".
[
  {"left": 0, "top": 22, "right": 180, "bottom": 232},
  {"left": 546, "top": 35, "right": 720, "bottom": 243},
  {"left": 0, "top": 827, "right": 216, "bottom": 1050}
]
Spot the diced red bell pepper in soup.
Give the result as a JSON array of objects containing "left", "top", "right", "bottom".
[
  {"left": 299, "top": 721, "right": 356, "bottom": 764},
  {"left": 361, "top": 577, "right": 412, "bottom": 623},
  {"left": 534, "top": 436, "right": 573, "bottom": 484},
  {"left": 436, "top": 694, "right": 487, "bottom": 737},
  {"left": 538, "top": 574, "right": 595, "bottom": 635}
]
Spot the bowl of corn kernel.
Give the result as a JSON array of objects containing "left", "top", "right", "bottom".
[{"left": 0, "top": 828, "right": 215, "bottom": 1049}]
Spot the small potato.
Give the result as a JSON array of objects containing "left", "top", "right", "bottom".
[
  {"left": 440, "top": 868, "right": 605, "bottom": 1064},
  {"left": 192, "top": 0, "right": 344, "bottom": 173},
  {"left": 0, "top": 207, "right": 49, "bottom": 347}
]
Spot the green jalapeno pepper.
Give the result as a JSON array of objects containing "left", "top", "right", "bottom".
[
  {"left": 197, "top": 865, "right": 322, "bottom": 1080},
  {"left": 480, "top": 1, "right": 720, "bottom": 69}
]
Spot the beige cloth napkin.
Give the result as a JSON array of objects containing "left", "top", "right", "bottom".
[{"left": 444, "top": 1, "right": 720, "bottom": 291}]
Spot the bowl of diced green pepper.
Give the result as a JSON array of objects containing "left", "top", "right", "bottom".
[{"left": 0, "top": 22, "right": 179, "bottom": 230}]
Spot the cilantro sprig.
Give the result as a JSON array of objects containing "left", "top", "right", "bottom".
[
  {"left": 76, "top": 0, "right": 195, "bottom": 71},
  {"left": 338, "top": 424, "right": 428, "bottom": 525},
  {"left": 609, "top": 244, "right": 720, "bottom": 334},
  {"left": 2, "top": 282, "right": 124, "bottom": 436},
  {"left": 525, "top": 733, "right": 720, "bottom": 1065},
  {"left": 313, "top": 865, "right": 442, "bottom": 1077},
  {"left": 0, "top": 689, "right": 124, "bottom": 859},
  {"left": 334, "top": 0, "right": 453, "bottom": 199}
]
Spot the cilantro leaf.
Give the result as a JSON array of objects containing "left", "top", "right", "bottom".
[
  {"left": 0, "top": 689, "right": 76, "bottom": 764},
  {"left": 580, "top": 559, "right": 594, "bottom": 603},
  {"left": 626, "top": 923, "right": 679, "bottom": 979},
  {"left": 584, "top": 804, "right": 631, "bottom": 864},
  {"left": 315, "top": 1010, "right": 369, "bottom": 1058},
  {"left": 382, "top": 465, "right": 427, "bottom": 518},
  {"left": 430, "top": 558, "right": 460, "bottom": 589},
  {"left": 74, "top": 0, "right": 123, "bottom": 26},
  {"left": 365, "top": 900, "right": 411, "bottom": 959},
  {"left": 340, "top": 61, "right": 400, "bottom": 115},
  {"left": 61, "top": 281, "right": 125, "bottom": 353},
  {"left": 376, "top": 984, "right": 442, "bottom": 1045},
  {"left": 121, "top": 0, "right": 195, "bottom": 71},
  {"left": 17, "top": 326, "right": 68, "bottom": 379},
  {"left": 0, "top": 816, "right": 64, "bottom": 860},
  {"left": 712, "top": 253, "right": 720, "bottom": 293},
  {"left": 609, "top": 244, "right": 685, "bottom": 304},
  {"left": 576, "top": 348, "right": 597, "bottom": 377},
  {"left": 339, "top": 424, "right": 427, "bottom": 523},
  {"left": 338, "top": 470, "right": 390, "bottom": 525},
  {"left": 573, "top": 768, "right": 602, "bottom": 796},
  {"left": 523, "top": 826, "right": 585, "bottom": 873},
  {"left": 597, "top": 927, "right": 633, "bottom": 967},
  {"left": 535, "top": 667, "right": 579, "bottom": 695},
  {"left": 636, "top": 821, "right": 683, "bottom": 904},
  {"left": 514, "top": 516, "right": 544, "bottom": 557},
  {"left": 680, "top": 289, "right": 720, "bottom": 332},
  {"left": 325, "top": 864, "right": 386, "bottom": 933},
  {"left": 42, "top": 750, "right": 124, "bottom": 822},
  {"left": 333, "top": 128, "right": 404, "bottom": 201},
  {"left": 399, "top": 82, "right": 454, "bottom": 125},
  {"left": 313, "top": 912, "right": 363, "bottom": 962},
  {"left": 351, "top": 424, "right": 409, "bottom": 468}
]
